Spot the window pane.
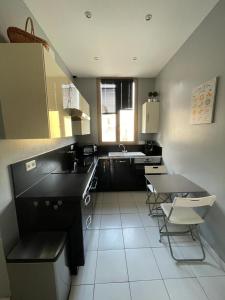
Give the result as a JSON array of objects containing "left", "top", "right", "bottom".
[
  {"left": 101, "top": 84, "right": 116, "bottom": 113},
  {"left": 101, "top": 114, "right": 116, "bottom": 142},
  {"left": 120, "top": 110, "right": 134, "bottom": 142}
]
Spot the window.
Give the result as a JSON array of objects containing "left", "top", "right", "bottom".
[{"left": 98, "top": 79, "right": 137, "bottom": 143}]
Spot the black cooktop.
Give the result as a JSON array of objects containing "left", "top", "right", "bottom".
[{"left": 18, "top": 158, "right": 98, "bottom": 199}]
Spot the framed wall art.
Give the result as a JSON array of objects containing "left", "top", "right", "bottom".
[{"left": 190, "top": 77, "right": 217, "bottom": 124}]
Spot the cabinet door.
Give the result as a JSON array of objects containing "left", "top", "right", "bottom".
[
  {"left": 112, "top": 159, "right": 136, "bottom": 191},
  {"left": 57, "top": 77, "right": 73, "bottom": 137},
  {"left": 142, "top": 102, "right": 159, "bottom": 133},
  {"left": 79, "top": 95, "right": 90, "bottom": 116},
  {"left": 0, "top": 44, "right": 49, "bottom": 139},
  {"left": 72, "top": 119, "right": 90, "bottom": 135},
  {"left": 142, "top": 103, "right": 147, "bottom": 133},
  {"left": 97, "top": 159, "right": 111, "bottom": 191},
  {"left": 43, "top": 49, "right": 72, "bottom": 137},
  {"left": 63, "top": 83, "right": 80, "bottom": 110},
  {"left": 146, "top": 102, "right": 159, "bottom": 133}
]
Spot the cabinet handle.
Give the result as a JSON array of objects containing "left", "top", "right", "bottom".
[
  {"left": 90, "top": 179, "right": 98, "bottom": 190},
  {"left": 86, "top": 215, "right": 92, "bottom": 228},
  {"left": 84, "top": 195, "right": 91, "bottom": 206},
  {"left": 119, "top": 160, "right": 127, "bottom": 163}
]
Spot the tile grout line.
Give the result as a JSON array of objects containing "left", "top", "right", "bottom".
[
  {"left": 92, "top": 193, "right": 103, "bottom": 300},
  {"left": 132, "top": 192, "right": 171, "bottom": 299},
  {"left": 120, "top": 193, "right": 132, "bottom": 300},
  {"left": 92, "top": 193, "right": 224, "bottom": 296},
  {"left": 195, "top": 276, "right": 211, "bottom": 300},
  {"left": 151, "top": 245, "right": 172, "bottom": 300}
]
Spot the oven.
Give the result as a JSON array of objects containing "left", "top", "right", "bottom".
[{"left": 82, "top": 172, "right": 98, "bottom": 253}]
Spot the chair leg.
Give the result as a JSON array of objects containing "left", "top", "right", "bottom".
[
  {"left": 189, "top": 225, "right": 196, "bottom": 241},
  {"left": 145, "top": 178, "right": 150, "bottom": 204},
  {"left": 162, "top": 222, "right": 206, "bottom": 262},
  {"left": 149, "top": 193, "right": 158, "bottom": 216}
]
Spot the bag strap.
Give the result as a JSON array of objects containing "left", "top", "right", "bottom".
[{"left": 25, "top": 17, "right": 34, "bottom": 35}]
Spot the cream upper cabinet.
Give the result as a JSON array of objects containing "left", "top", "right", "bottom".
[
  {"left": 79, "top": 95, "right": 90, "bottom": 117},
  {"left": 0, "top": 43, "right": 72, "bottom": 139},
  {"left": 62, "top": 82, "right": 80, "bottom": 110},
  {"left": 142, "top": 102, "right": 159, "bottom": 133},
  {"left": 72, "top": 119, "right": 90, "bottom": 135},
  {"left": 71, "top": 93, "right": 91, "bottom": 135}
]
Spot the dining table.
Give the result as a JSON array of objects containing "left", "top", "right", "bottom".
[
  {"left": 145, "top": 174, "right": 206, "bottom": 216},
  {"left": 145, "top": 174, "right": 206, "bottom": 195}
]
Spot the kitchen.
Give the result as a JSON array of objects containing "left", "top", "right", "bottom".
[{"left": 1, "top": 1, "right": 225, "bottom": 300}]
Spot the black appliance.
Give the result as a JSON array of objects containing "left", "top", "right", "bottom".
[
  {"left": 63, "top": 150, "right": 76, "bottom": 171},
  {"left": 144, "top": 140, "right": 154, "bottom": 155},
  {"left": 53, "top": 156, "right": 94, "bottom": 174},
  {"left": 81, "top": 144, "right": 97, "bottom": 156}
]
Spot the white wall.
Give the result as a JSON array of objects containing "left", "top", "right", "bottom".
[
  {"left": 156, "top": 0, "right": 225, "bottom": 261},
  {"left": 74, "top": 78, "right": 156, "bottom": 144}
]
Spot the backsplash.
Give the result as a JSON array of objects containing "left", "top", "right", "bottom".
[{"left": 10, "top": 144, "right": 75, "bottom": 198}]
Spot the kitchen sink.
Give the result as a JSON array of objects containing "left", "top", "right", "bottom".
[{"left": 108, "top": 152, "right": 145, "bottom": 157}]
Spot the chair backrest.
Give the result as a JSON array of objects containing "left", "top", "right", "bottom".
[
  {"left": 145, "top": 165, "right": 167, "bottom": 174},
  {"left": 173, "top": 195, "right": 216, "bottom": 208}
]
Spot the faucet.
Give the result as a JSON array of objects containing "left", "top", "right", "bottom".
[
  {"left": 73, "top": 158, "right": 79, "bottom": 172},
  {"left": 119, "top": 144, "right": 127, "bottom": 153}
]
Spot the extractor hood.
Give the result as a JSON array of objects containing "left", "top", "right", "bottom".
[{"left": 70, "top": 108, "right": 90, "bottom": 121}]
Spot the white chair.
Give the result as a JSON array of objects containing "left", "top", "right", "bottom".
[
  {"left": 145, "top": 165, "right": 168, "bottom": 215},
  {"left": 160, "top": 195, "right": 216, "bottom": 262}
]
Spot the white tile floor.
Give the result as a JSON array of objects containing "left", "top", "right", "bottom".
[{"left": 69, "top": 192, "right": 225, "bottom": 300}]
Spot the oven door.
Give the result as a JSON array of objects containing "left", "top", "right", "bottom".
[
  {"left": 82, "top": 172, "right": 98, "bottom": 253},
  {"left": 82, "top": 192, "right": 93, "bottom": 253},
  {"left": 90, "top": 175, "right": 98, "bottom": 209}
]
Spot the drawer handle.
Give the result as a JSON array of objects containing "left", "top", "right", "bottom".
[
  {"left": 86, "top": 215, "right": 92, "bottom": 228},
  {"left": 153, "top": 166, "right": 159, "bottom": 168},
  {"left": 84, "top": 195, "right": 91, "bottom": 206},
  {"left": 90, "top": 179, "right": 98, "bottom": 190}
]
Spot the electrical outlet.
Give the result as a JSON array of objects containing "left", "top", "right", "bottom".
[{"left": 25, "top": 160, "right": 36, "bottom": 172}]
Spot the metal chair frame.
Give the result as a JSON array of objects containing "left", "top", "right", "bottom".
[
  {"left": 159, "top": 195, "right": 216, "bottom": 262},
  {"left": 145, "top": 165, "right": 169, "bottom": 217}
]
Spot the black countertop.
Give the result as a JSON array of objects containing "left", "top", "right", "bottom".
[{"left": 18, "top": 157, "right": 98, "bottom": 200}]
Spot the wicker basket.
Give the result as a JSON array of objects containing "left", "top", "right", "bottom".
[{"left": 7, "top": 17, "right": 49, "bottom": 50}]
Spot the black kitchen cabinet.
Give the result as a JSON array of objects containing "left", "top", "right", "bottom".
[
  {"left": 112, "top": 158, "right": 138, "bottom": 191},
  {"left": 97, "top": 159, "right": 112, "bottom": 191},
  {"left": 97, "top": 158, "right": 145, "bottom": 191}
]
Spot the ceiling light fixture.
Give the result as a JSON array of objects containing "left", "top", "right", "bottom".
[
  {"left": 84, "top": 11, "right": 92, "bottom": 19},
  {"left": 145, "top": 14, "right": 152, "bottom": 21},
  {"left": 132, "top": 57, "right": 137, "bottom": 61}
]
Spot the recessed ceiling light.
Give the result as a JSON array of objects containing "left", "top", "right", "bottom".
[
  {"left": 85, "top": 11, "right": 92, "bottom": 19},
  {"left": 94, "top": 56, "right": 100, "bottom": 60},
  {"left": 132, "top": 57, "right": 137, "bottom": 61},
  {"left": 145, "top": 14, "right": 152, "bottom": 21}
]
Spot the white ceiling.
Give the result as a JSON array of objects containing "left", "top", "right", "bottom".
[{"left": 24, "top": 0, "right": 219, "bottom": 78}]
